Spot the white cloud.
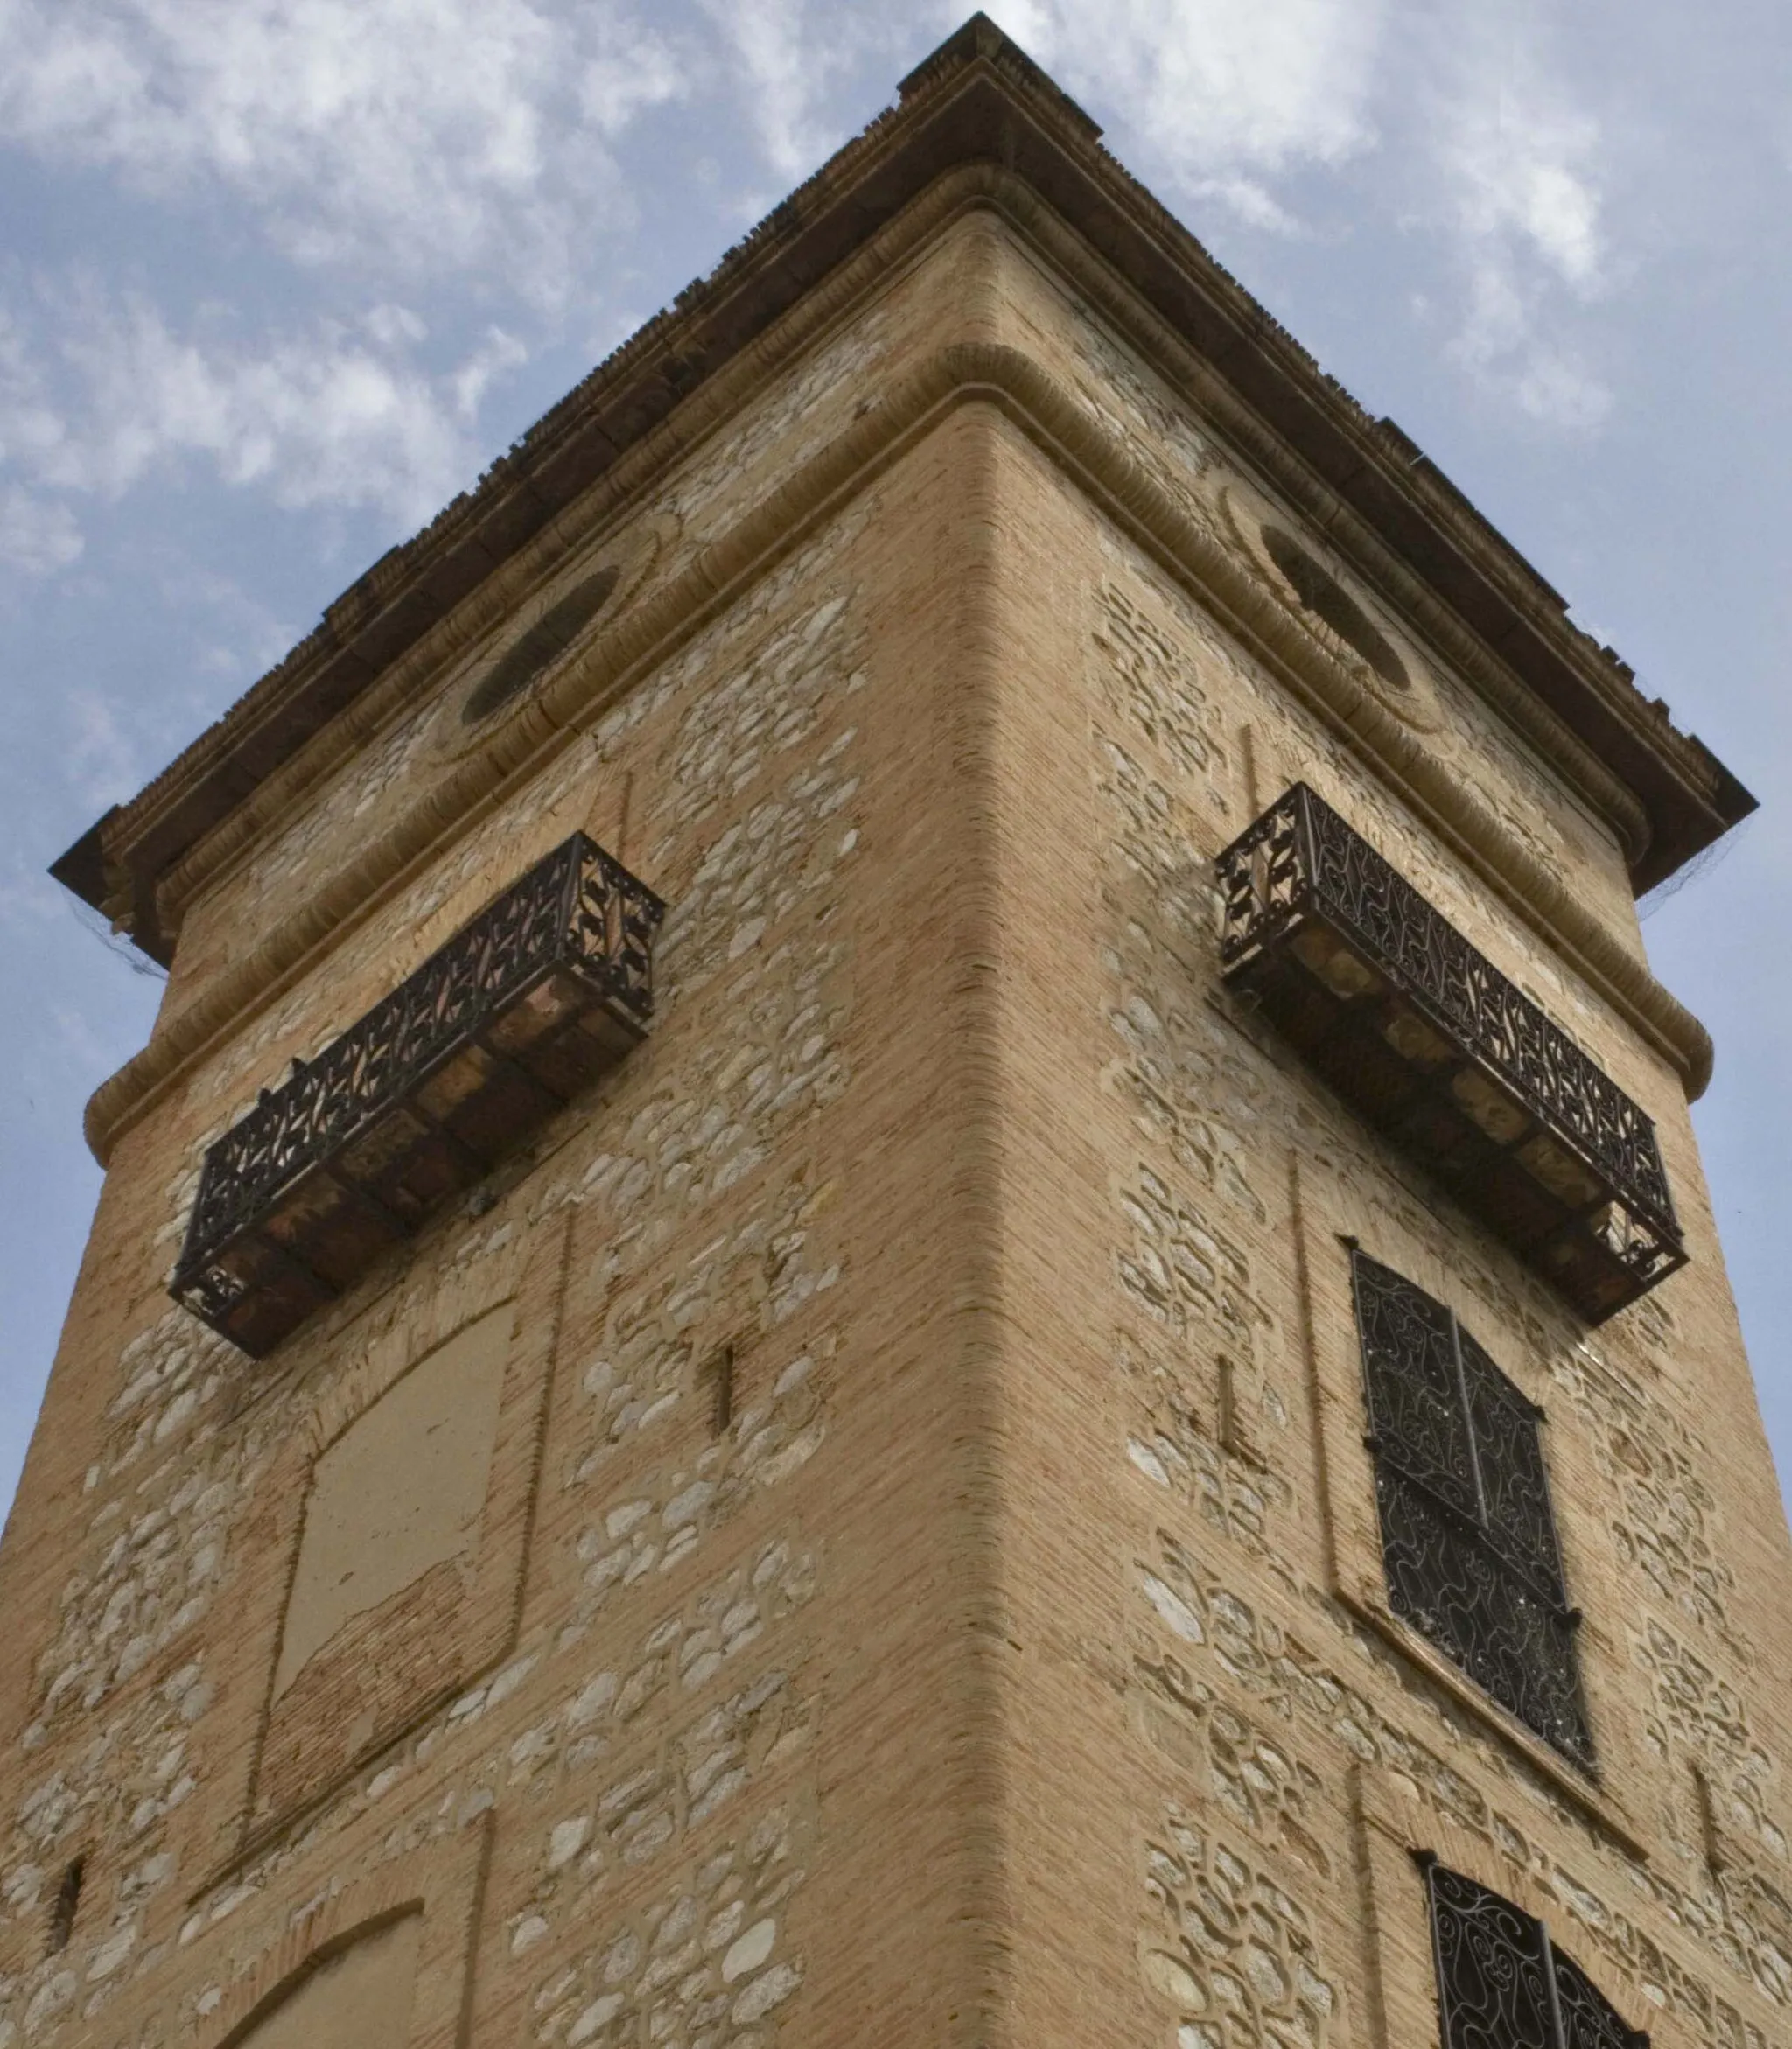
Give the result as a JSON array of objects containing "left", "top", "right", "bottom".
[
  {"left": 0, "top": 486, "right": 82, "bottom": 575},
  {"left": 164, "top": 567, "right": 299, "bottom": 684},
  {"left": 0, "top": 0, "right": 1634, "bottom": 578},
  {"left": 0, "top": 0, "right": 655, "bottom": 571},
  {"left": 0, "top": 287, "right": 531, "bottom": 535},
  {"left": 983, "top": 0, "right": 1385, "bottom": 190},
  {"left": 1184, "top": 174, "right": 1302, "bottom": 236},
  {"left": 0, "top": 0, "right": 687, "bottom": 292},
  {"left": 55, "top": 300, "right": 489, "bottom": 518},
  {"left": 696, "top": 0, "right": 820, "bottom": 179},
  {"left": 578, "top": 13, "right": 689, "bottom": 135},
  {"left": 66, "top": 689, "right": 144, "bottom": 808},
  {"left": 1440, "top": 73, "right": 1603, "bottom": 290},
  {"left": 0, "top": 311, "right": 66, "bottom": 472},
  {"left": 1512, "top": 347, "right": 1610, "bottom": 430},
  {"left": 450, "top": 326, "right": 530, "bottom": 421},
  {"left": 976, "top": 0, "right": 1617, "bottom": 427},
  {"left": 692, "top": 0, "right": 909, "bottom": 185},
  {"left": 1419, "top": 16, "right": 1612, "bottom": 426}
]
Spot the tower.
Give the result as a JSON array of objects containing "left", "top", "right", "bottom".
[{"left": 4, "top": 15, "right": 1784, "bottom": 2049}]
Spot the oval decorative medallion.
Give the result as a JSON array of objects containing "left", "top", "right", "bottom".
[
  {"left": 427, "top": 509, "right": 678, "bottom": 761},
  {"left": 1217, "top": 482, "right": 1442, "bottom": 731}
]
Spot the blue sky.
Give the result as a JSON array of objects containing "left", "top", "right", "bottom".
[{"left": 1, "top": 0, "right": 1787, "bottom": 1525}]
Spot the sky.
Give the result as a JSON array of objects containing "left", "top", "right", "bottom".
[{"left": 0, "top": 0, "right": 1788, "bottom": 1530}]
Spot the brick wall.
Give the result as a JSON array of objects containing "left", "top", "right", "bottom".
[{"left": 0, "top": 206, "right": 1786, "bottom": 2049}]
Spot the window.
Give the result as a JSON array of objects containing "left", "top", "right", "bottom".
[
  {"left": 1424, "top": 1860, "right": 1647, "bottom": 2049},
  {"left": 252, "top": 1301, "right": 527, "bottom": 1827},
  {"left": 461, "top": 563, "right": 620, "bottom": 724},
  {"left": 1351, "top": 1249, "right": 1592, "bottom": 1766},
  {"left": 224, "top": 1913, "right": 422, "bottom": 2049}
]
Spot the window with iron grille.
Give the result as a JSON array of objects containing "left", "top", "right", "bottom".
[
  {"left": 1350, "top": 1248, "right": 1592, "bottom": 1766},
  {"left": 1424, "top": 1859, "right": 1647, "bottom": 2049}
]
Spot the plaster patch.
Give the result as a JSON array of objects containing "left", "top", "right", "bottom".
[
  {"left": 275, "top": 1304, "right": 512, "bottom": 1697},
  {"left": 230, "top": 1911, "right": 420, "bottom": 2049}
]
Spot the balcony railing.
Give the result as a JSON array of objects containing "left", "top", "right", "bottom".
[
  {"left": 1216, "top": 786, "right": 1684, "bottom": 1322},
  {"left": 172, "top": 833, "right": 664, "bottom": 1355}
]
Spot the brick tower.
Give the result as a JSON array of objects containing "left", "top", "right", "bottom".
[{"left": 5, "top": 19, "right": 1785, "bottom": 2049}]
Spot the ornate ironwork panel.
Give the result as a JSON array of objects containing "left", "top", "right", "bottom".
[
  {"left": 1353, "top": 1254, "right": 1592, "bottom": 1768},
  {"left": 171, "top": 833, "right": 663, "bottom": 1356},
  {"left": 1427, "top": 1862, "right": 1555, "bottom": 2049},
  {"left": 1460, "top": 1329, "right": 1564, "bottom": 1594},
  {"left": 1551, "top": 1947, "right": 1647, "bottom": 2049},
  {"left": 1216, "top": 786, "right": 1685, "bottom": 1322},
  {"left": 1425, "top": 1862, "right": 1647, "bottom": 2049},
  {"left": 1354, "top": 1251, "right": 1478, "bottom": 1521}
]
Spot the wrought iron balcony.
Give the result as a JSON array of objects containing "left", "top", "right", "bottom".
[
  {"left": 172, "top": 834, "right": 663, "bottom": 1356},
  {"left": 1216, "top": 786, "right": 1684, "bottom": 1323}
]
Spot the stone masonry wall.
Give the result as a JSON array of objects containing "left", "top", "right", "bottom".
[
  {"left": 0, "top": 433, "right": 883, "bottom": 2042},
  {"left": 0, "top": 200, "right": 1785, "bottom": 2049},
  {"left": 941, "top": 251, "right": 1792, "bottom": 2049}
]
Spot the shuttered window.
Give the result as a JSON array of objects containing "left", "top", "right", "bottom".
[{"left": 1352, "top": 1250, "right": 1592, "bottom": 1766}]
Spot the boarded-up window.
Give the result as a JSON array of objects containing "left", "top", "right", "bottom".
[
  {"left": 275, "top": 1304, "right": 512, "bottom": 1698},
  {"left": 228, "top": 1913, "right": 421, "bottom": 2049}
]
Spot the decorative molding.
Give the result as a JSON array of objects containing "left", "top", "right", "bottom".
[
  {"left": 150, "top": 171, "right": 1653, "bottom": 948},
  {"left": 83, "top": 308, "right": 1714, "bottom": 1171},
  {"left": 426, "top": 512, "right": 677, "bottom": 765},
  {"left": 1006, "top": 177, "right": 1655, "bottom": 857},
  {"left": 1216, "top": 481, "right": 1446, "bottom": 735},
  {"left": 67, "top": 36, "right": 1743, "bottom": 961}
]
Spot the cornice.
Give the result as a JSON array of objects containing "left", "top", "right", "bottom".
[
  {"left": 147, "top": 178, "right": 998, "bottom": 941},
  {"left": 52, "top": 12, "right": 1752, "bottom": 965},
  {"left": 153, "top": 164, "right": 1648, "bottom": 940},
  {"left": 966, "top": 171, "right": 1655, "bottom": 869},
  {"left": 84, "top": 333, "right": 1717, "bottom": 1169}
]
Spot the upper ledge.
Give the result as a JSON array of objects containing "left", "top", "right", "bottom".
[{"left": 50, "top": 12, "right": 1754, "bottom": 963}]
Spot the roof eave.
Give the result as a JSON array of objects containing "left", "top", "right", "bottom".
[{"left": 52, "top": 12, "right": 1753, "bottom": 956}]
